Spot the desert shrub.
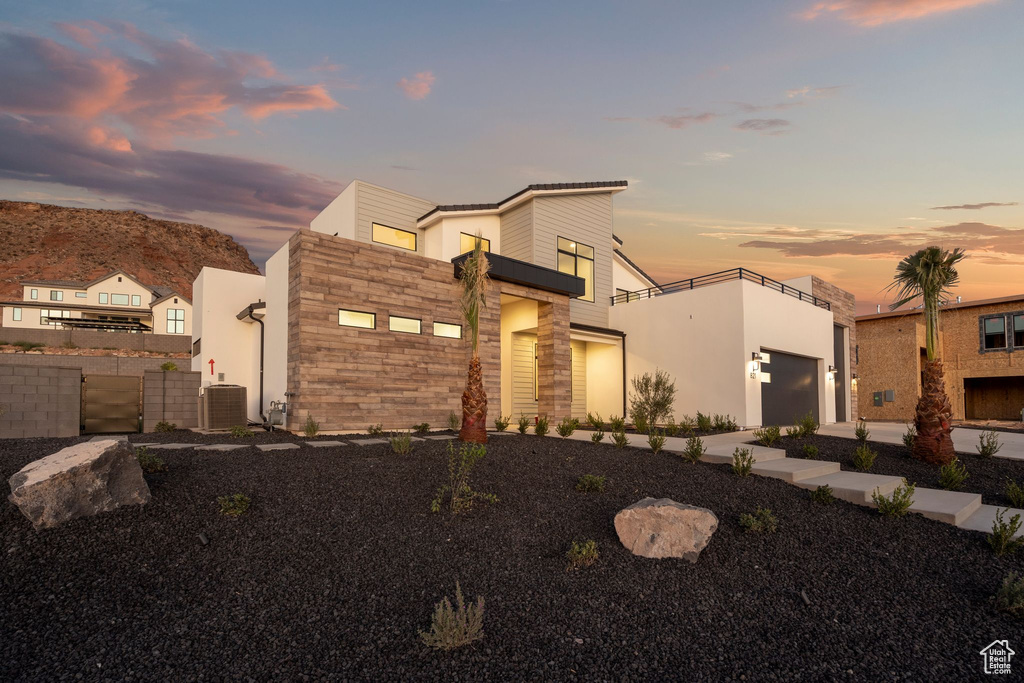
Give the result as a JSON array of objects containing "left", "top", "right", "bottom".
[
  {"left": 677, "top": 415, "right": 696, "bottom": 435},
  {"left": 413, "top": 423, "right": 430, "bottom": 435},
  {"left": 230, "top": 425, "right": 254, "bottom": 438},
  {"left": 679, "top": 436, "right": 705, "bottom": 464},
  {"left": 977, "top": 430, "right": 1002, "bottom": 458},
  {"left": 611, "top": 430, "right": 629, "bottom": 449},
  {"left": 628, "top": 369, "right": 676, "bottom": 431},
  {"left": 802, "top": 444, "right": 819, "bottom": 460},
  {"left": 647, "top": 430, "right": 666, "bottom": 454},
  {"left": 430, "top": 441, "right": 497, "bottom": 514},
  {"left": 695, "top": 412, "right": 712, "bottom": 433},
  {"left": 753, "top": 425, "right": 781, "bottom": 447},
  {"left": 517, "top": 415, "right": 530, "bottom": 434},
  {"left": 810, "top": 485, "right": 834, "bottom": 505},
  {"left": 712, "top": 414, "right": 738, "bottom": 432},
  {"left": 576, "top": 474, "right": 606, "bottom": 493},
  {"left": 160, "top": 361, "right": 178, "bottom": 372},
  {"left": 493, "top": 415, "right": 511, "bottom": 432},
  {"left": 732, "top": 447, "right": 754, "bottom": 477},
  {"left": 62, "top": 341, "right": 78, "bottom": 349},
  {"left": 902, "top": 423, "right": 916, "bottom": 450},
  {"left": 995, "top": 572, "right": 1024, "bottom": 616},
  {"left": 566, "top": 540, "right": 599, "bottom": 571},
  {"left": 368, "top": 423, "right": 384, "bottom": 436},
  {"left": 556, "top": 416, "right": 577, "bottom": 438},
  {"left": 988, "top": 509, "right": 1024, "bottom": 557},
  {"left": 591, "top": 430, "right": 605, "bottom": 444},
  {"left": 218, "top": 493, "right": 250, "bottom": 516},
  {"left": 872, "top": 480, "right": 915, "bottom": 517},
  {"left": 13, "top": 341, "right": 44, "bottom": 351},
  {"left": 852, "top": 444, "right": 877, "bottom": 472},
  {"left": 938, "top": 457, "right": 969, "bottom": 491},
  {"left": 664, "top": 418, "right": 680, "bottom": 437},
  {"left": 739, "top": 507, "right": 778, "bottom": 533},
  {"left": 419, "top": 582, "right": 484, "bottom": 651},
  {"left": 136, "top": 446, "right": 167, "bottom": 474},
  {"left": 632, "top": 414, "right": 649, "bottom": 435},
  {"left": 390, "top": 432, "right": 413, "bottom": 455},
  {"left": 154, "top": 420, "right": 176, "bottom": 433},
  {"left": 446, "top": 412, "right": 460, "bottom": 431},
  {"left": 585, "top": 412, "right": 604, "bottom": 431},
  {"left": 854, "top": 420, "right": 870, "bottom": 443},
  {"left": 784, "top": 426, "right": 799, "bottom": 438},
  {"left": 534, "top": 415, "right": 549, "bottom": 437},
  {"left": 794, "top": 411, "right": 819, "bottom": 438},
  {"left": 608, "top": 415, "right": 626, "bottom": 432},
  {"left": 303, "top": 414, "right": 320, "bottom": 438},
  {"left": 1006, "top": 479, "right": 1024, "bottom": 508}
]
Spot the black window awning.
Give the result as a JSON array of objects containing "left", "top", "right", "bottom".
[{"left": 452, "top": 252, "right": 585, "bottom": 298}]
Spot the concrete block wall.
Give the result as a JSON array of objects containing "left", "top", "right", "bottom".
[
  {"left": 0, "top": 325, "right": 190, "bottom": 354},
  {"left": 0, "top": 353, "right": 170, "bottom": 377},
  {"left": 143, "top": 370, "right": 201, "bottom": 431},
  {"left": 0, "top": 364, "right": 81, "bottom": 438}
]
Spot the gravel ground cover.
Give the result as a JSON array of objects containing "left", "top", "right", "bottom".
[
  {"left": 770, "top": 434, "right": 1024, "bottom": 507},
  {"left": 2, "top": 432, "right": 1022, "bottom": 680}
]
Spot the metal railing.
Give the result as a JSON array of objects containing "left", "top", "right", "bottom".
[{"left": 610, "top": 267, "right": 831, "bottom": 310}]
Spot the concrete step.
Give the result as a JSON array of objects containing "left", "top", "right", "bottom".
[
  {"left": 794, "top": 472, "right": 906, "bottom": 504},
  {"left": 699, "top": 445, "right": 787, "bottom": 464},
  {"left": 957, "top": 504, "right": 1024, "bottom": 538},
  {"left": 749, "top": 458, "right": 841, "bottom": 483},
  {"left": 902, "top": 488, "right": 982, "bottom": 525}
]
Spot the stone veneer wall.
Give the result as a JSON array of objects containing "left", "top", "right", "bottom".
[
  {"left": 0, "top": 364, "right": 81, "bottom": 438},
  {"left": 143, "top": 370, "right": 201, "bottom": 432},
  {"left": 811, "top": 276, "right": 858, "bottom": 420},
  {"left": 0, "top": 326, "right": 190, "bottom": 353},
  {"left": 285, "top": 229, "right": 572, "bottom": 432}
]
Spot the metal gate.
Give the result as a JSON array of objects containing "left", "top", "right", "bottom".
[{"left": 81, "top": 374, "right": 142, "bottom": 434}]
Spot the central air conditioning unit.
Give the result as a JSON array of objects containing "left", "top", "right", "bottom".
[{"left": 198, "top": 385, "right": 248, "bottom": 430}]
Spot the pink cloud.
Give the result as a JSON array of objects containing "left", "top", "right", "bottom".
[
  {"left": 801, "top": 0, "right": 998, "bottom": 26},
  {"left": 397, "top": 71, "right": 435, "bottom": 100}
]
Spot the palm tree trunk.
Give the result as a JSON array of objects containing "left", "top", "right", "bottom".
[
  {"left": 913, "top": 359, "right": 954, "bottom": 464},
  {"left": 459, "top": 355, "right": 488, "bottom": 444}
]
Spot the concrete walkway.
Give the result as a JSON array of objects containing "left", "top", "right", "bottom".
[{"left": 818, "top": 421, "right": 1024, "bottom": 462}]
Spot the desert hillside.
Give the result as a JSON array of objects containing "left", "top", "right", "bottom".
[{"left": 0, "top": 201, "right": 261, "bottom": 301}]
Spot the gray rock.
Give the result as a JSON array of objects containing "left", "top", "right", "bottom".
[
  {"left": 614, "top": 497, "right": 718, "bottom": 562},
  {"left": 8, "top": 440, "right": 151, "bottom": 530}
]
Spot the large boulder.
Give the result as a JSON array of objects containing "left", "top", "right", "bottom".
[
  {"left": 614, "top": 497, "right": 718, "bottom": 562},
  {"left": 8, "top": 439, "right": 151, "bottom": 530}
]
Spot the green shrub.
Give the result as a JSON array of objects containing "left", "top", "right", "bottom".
[
  {"left": 810, "top": 485, "right": 834, "bottom": 505},
  {"left": 303, "top": 414, "right": 320, "bottom": 438},
  {"left": 430, "top": 441, "right": 498, "bottom": 514},
  {"left": 608, "top": 415, "right": 626, "bottom": 432},
  {"left": 695, "top": 411, "right": 712, "bottom": 432},
  {"left": 664, "top": 418, "right": 680, "bottom": 437},
  {"left": 611, "top": 430, "right": 629, "bottom": 449},
  {"left": 938, "top": 457, "right": 969, "bottom": 491},
  {"left": 677, "top": 415, "right": 696, "bottom": 435},
  {"left": 13, "top": 341, "right": 44, "bottom": 351},
  {"left": 413, "top": 422, "right": 431, "bottom": 435},
  {"left": 368, "top": 423, "right": 384, "bottom": 436},
  {"left": 493, "top": 415, "right": 511, "bottom": 432},
  {"left": 852, "top": 444, "right": 877, "bottom": 472},
  {"left": 632, "top": 414, "right": 649, "bottom": 435},
  {"left": 1006, "top": 479, "right": 1024, "bottom": 508},
  {"left": 534, "top": 415, "right": 549, "bottom": 437},
  {"left": 995, "top": 572, "right": 1024, "bottom": 616},
  {"left": 647, "top": 429, "right": 666, "bottom": 454},
  {"left": 517, "top": 415, "right": 530, "bottom": 434},
  {"left": 390, "top": 432, "right": 413, "bottom": 455},
  {"left": 419, "top": 582, "right": 484, "bottom": 651},
  {"left": 977, "top": 430, "right": 1002, "bottom": 458},
  {"left": 585, "top": 412, "right": 604, "bottom": 431},
  {"left": 679, "top": 436, "right": 705, "bottom": 464},
  {"left": 591, "top": 430, "right": 605, "bottom": 443},
  {"left": 854, "top": 420, "right": 870, "bottom": 443},
  {"left": 446, "top": 412, "right": 460, "bottom": 432},
  {"left": 628, "top": 369, "right": 676, "bottom": 432},
  {"left": 556, "top": 416, "right": 577, "bottom": 438},
  {"left": 988, "top": 509, "right": 1024, "bottom": 557},
  {"left": 732, "top": 447, "right": 754, "bottom": 477},
  {"left": 872, "top": 480, "right": 915, "bottom": 517},
  {"left": 218, "top": 493, "right": 250, "bottom": 516},
  {"left": 576, "top": 474, "right": 606, "bottom": 493},
  {"left": 784, "top": 426, "right": 799, "bottom": 438},
  {"left": 753, "top": 425, "right": 781, "bottom": 447},
  {"left": 713, "top": 414, "right": 738, "bottom": 432},
  {"left": 230, "top": 425, "right": 254, "bottom": 438},
  {"left": 739, "top": 507, "right": 778, "bottom": 533},
  {"left": 802, "top": 443, "right": 819, "bottom": 460},
  {"left": 566, "top": 540, "right": 599, "bottom": 571},
  {"left": 154, "top": 421, "right": 176, "bottom": 433},
  {"left": 136, "top": 446, "right": 167, "bottom": 474},
  {"left": 794, "top": 411, "right": 819, "bottom": 438},
  {"left": 160, "top": 361, "right": 178, "bottom": 372},
  {"left": 902, "top": 423, "right": 916, "bottom": 449}
]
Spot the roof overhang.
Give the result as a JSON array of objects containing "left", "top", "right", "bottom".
[
  {"left": 236, "top": 301, "right": 267, "bottom": 321},
  {"left": 452, "top": 252, "right": 585, "bottom": 298}
]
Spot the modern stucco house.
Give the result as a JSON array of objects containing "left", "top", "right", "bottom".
[
  {"left": 0, "top": 269, "right": 191, "bottom": 336},
  {"left": 192, "top": 179, "right": 856, "bottom": 431}
]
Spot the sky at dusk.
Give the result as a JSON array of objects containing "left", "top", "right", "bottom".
[{"left": 1, "top": 0, "right": 1021, "bottom": 313}]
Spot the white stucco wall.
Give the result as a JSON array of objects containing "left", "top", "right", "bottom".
[
  {"left": 423, "top": 215, "right": 502, "bottom": 262},
  {"left": 263, "top": 241, "right": 290, "bottom": 412},
  {"left": 612, "top": 255, "right": 654, "bottom": 294},
  {"left": 572, "top": 332, "right": 624, "bottom": 419}
]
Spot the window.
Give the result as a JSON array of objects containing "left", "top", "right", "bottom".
[
  {"left": 556, "top": 236, "right": 595, "bottom": 302},
  {"left": 132, "top": 294, "right": 142, "bottom": 307},
  {"left": 29, "top": 288, "right": 37, "bottom": 300},
  {"left": 166, "top": 308, "right": 185, "bottom": 334},
  {"left": 41, "top": 310, "right": 70, "bottom": 326},
  {"left": 339, "top": 309, "right": 375, "bottom": 329},
  {"left": 12, "top": 307, "right": 22, "bottom": 321},
  {"left": 111, "top": 293, "right": 130, "bottom": 305},
  {"left": 389, "top": 315, "right": 421, "bottom": 334},
  {"left": 459, "top": 233, "right": 491, "bottom": 255},
  {"left": 75, "top": 292, "right": 87, "bottom": 298},
  {"left": 371, "top": 222, "right": 417, "bottom": 251},
  {"left": 192, "top": 338, "right": 201, "bottom": 358},
  {"left": 99, "top": 293, "right": 108, "bottom": 304},
  {"left": 983, "top": 316, "right": 1006, "bottom": 349},
  {"left": 433, "top": 322, "right": 462, "bottom": 339},
  {"left": 1014, "top": 314, "right": 1024, "bottom": 348},
  {"left": 50, "top": 290, "right": 62, "bottom": 301}
]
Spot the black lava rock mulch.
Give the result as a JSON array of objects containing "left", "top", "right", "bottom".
[
  {"left": 2, "top": 433, "right": 1022, "bottom": 681},
  {"left": 771, "top": 434, "right": 1024, "bottom": 508}
]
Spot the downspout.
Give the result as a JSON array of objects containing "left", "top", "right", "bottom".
[{"left": 244, "top": 305, "right": 266, "bottom": 425}]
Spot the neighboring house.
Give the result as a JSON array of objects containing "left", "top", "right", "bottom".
[
  {"left": 192, "top": 179, "right": 855, "bottom": 430},
  {"left": 857, "top": 294, "right": 1024, "bottom": 421},
  {"left": 0, "top": 270, "right": 192, "bottom": 336}
]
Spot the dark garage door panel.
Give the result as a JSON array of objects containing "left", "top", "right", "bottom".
[
  {"left": 761, "top": 350, "right": 819, "bottom": 426},
  {"left": 964, "top": 376, "right": 1024, "bottom": 420}
]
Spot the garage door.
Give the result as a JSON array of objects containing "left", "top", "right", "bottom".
[
  {"left": 760, "top": 350, "right": 819, "bottom": 427},
  {"left": 965, "top": 376, "right": 1024, "bottom": 420}
]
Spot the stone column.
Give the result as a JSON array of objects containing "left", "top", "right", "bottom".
[{"left": 536, "top": 299, "right": 572, "bottom": 419}]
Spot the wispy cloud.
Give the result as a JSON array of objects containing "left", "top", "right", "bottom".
[
  {"left": 732, "top": 100, "right": 805, "bottom": 112},
  {"left": 734, "top": 118, "right": 791, "bottom": 134},
  {"left": 703, "top": 151, "right": 733, "bottom": 162},
  {"left": 397, "top": 71, "right": 435, "bottom": 100},
  {"left": 930, "top": 201, "right": 1017, "bottom": 210},
  {"left": 801, "top": 0, "right": 998, "bottom": 27},
  {"left": 605, "top": 109, "right": 718, "bottom": 130},
  {"left": 785, "top": 85, "right": 846, "bottom": 98}
]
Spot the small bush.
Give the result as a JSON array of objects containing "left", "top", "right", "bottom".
[
  {"left": 902, "top": 423, "right": 916, "bottom": 450},
  {"left": 430, "top": 441, "right": 497, "bottom": 514},
  {"left": 628, "top": 369, "right": 676, "bottom": 432},
  {"left": 852, "top": 444, "right": 877, "bottom": 472},
  {"left": 160, "top": 361, "right": 178, "bottom": 372},
  {"left": 785, "top": 426, "right": 800, "bottom": 438},
  {"left": 419, "top": 582, "right": 484, "bottom": 651},
  {"left": 977, "top": 430, "right": 1002, "bottom": 458},
  {"left": 136, "top": 447, "right": 167, "bottom": 474},
  {"left": 608, "top": 415, "right": 626, "bottom": 432},
  {"left": 218, "top": 493, "right": 251, "bottom": 516},
  {"left": 695, "top": 411, "right": 712, "bottom": 433},
  {"left": 732, "top": 447, "right": 754, "bottom": 477},
  {"left": 854, "top": 420, "right": 870, "bottom": 443},
  {"left": 988, "top": 509, "right": 1024, "bottom": 557},
  {"left": 303, "top": 414, "right": 320, "bottom": 438},
  {"left": 446, "top": 412, "right": 460, "bottom": 432},
  {"left": 390, "top": 432, "right": 413, "bottom": 455},
  {"left": 647, "top": 429, "right": 666, "bottom": 454},
  {"left": 556, "top": 416, "right": 577, "bottom": 438},
  {"left": 664, "top": 418, "right": 680, "bottom": 437},
  {"left": 13, "top": 341, "right": 44, "bottom": 351},
  {"left": 585, "top": 412, "right": 604, "bottom": 431},
  {"left": 753, "top": 425, "right": 781, "bottom": 447},
  {"left": 794, "top": 411, "right": 819, "bottom": 438},
  {"left": 576, "top": 474, "right": 606, "bottom": 493},
  {"left": 995, "top": 572, "right": 1024, "bottom": 616},
  {"left": 679, "top": 436, "right": 705, "bottom": 464},
  {"left": 493, "top": 415, "right": 511, "bottom": 432},
  {"left": 739, "top": 507, "right": 778, "bottom": 533},
  {"left": 534, "top": 415, "right": 549, "bottom": 437},
  {"left": 872, "top": 480, "right": 915, "bottom": 518},
  {"left": 566, "top": 540, "right": 599, "bottom": 571},
  {"left": 368, "top": 423, "right": 384, "bottom": 436},
  {"left": 154, "top": 421, "right": 176, "bottom": 433},
  {"left": 938, "top": 457, "right": 969, "bottom": 491},
  {"left": 517, "top": 415, "right": 530, "bottom": 434},
  {"left": 713, "top": 414, "right": 738, "bottom": 432},
  {"left": 810, "top": 485, "right": 834, "bottom": 505},
  {"left": 591, "top": 430, "right": 605, "bottom": 443},
  {"left": 1006, "top": 479, "right": 1024, "bottom": 508},
  {"left": 632, "top": 414, "right": 649, "bottom": 435},
  {"left": 677, "top": 415, "right": 696, "bottom": 435},
  {"left": 412, "top": 422, "right": 430, "bottom": 435},
  {"left": 62, "top": 341, "right": 78, "bottom": 349},
  {"left": 230, "top": 425, "right": 254, "bottom": 438},
  {"left": 611, "top": 430, "right": 629, "bottom": 449},
  {"left": 802, "top": 443, "right": 819, "bottom": 460}
]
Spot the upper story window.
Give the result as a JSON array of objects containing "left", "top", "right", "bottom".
[
  {"left": 1014, "top": 314, "right": 1024, "bottom": 348},
  {"left": 339, "top": 309, "right": 376, "bottom": 329},
  {"left": 983, "top": 316, "right": 1006, "bottom": 350},
  {"left": 99, "top": 293, "right": 108, "bottom": 304},
  {"left": 460, "top": 233, "right": 490, "bottom": 255},
  {"left": 557, "top": 237, "right": 595, "bottom": 302},
  {"left": 166, "top": 308, "right": 185, "bottom": 334},
  {"left": 75, "top": 292, "right": 87, "bottom": 298},
  {"left": 389, "top": 315, "right": 421, "bottom": 334},
  {"left": 132, "top": 294, "right": 142, "bottom": 307},
  {"left": 29, "top": 288, "right": 37, "bottom": 300},
  {"left": 50, "top": 290, "right": 63, "bottom": 301},
  {"left": 372, "top": 222, "right": 417, "bottom": 252},
  {"left": 111, "top": 293, "right": 130, "bottom": 306}
]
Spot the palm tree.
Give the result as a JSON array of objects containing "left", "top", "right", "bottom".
[
  {"left": 885, "top": 246, "right": 966, "bottom": 464},
  {"left": 458, "top": 236, "right": 490, "bottom": 444}
]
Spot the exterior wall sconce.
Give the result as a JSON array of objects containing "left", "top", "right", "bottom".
[
  {"left": 751, "top": 352, "right": 763, "bottom": 378},
  {"left": 827, "top": 365, "right": 837, "bottom": 380},
  {"left": 851, "top": 372, "right": 858, "bottom": 387}
]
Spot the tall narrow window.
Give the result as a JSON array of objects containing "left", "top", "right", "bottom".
[
  {"left": 99, "top": 293, "right": 108, "bottom": 304},
  {"left": 166, "top": 308, "right": 185, "bottom": 334},
  {"left": 50, "top": 290, "right": 63, "bottom": 301},
  {"left": 338, "top": 309, "right": 375, "bottom": 329},
  {"left": 983, "top": 316, "right": 1006, "bottom": 349},
  {"left": 30, "top": 288, "right": 37, "bottom": 300},
  {"left": 556, "top": 237, "right": 595, "bottom": 302},
  {"left": 459, "top": 233, "right": 491, "bottom": 255},
  {"left": 1014, "top": 314, "right": 1024, "bottom": 347},
  {"left": 132, "top": 294, "right": 142, "bottom": 307},
  {"left": 533, "top": 342, "right": 538, "bottom": 401},
  {"left": 12, "top": 307, "right": 22, "bottom": 321},
  {"left": 371, "top": 223, "right": 417, "bottom": 251}
]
